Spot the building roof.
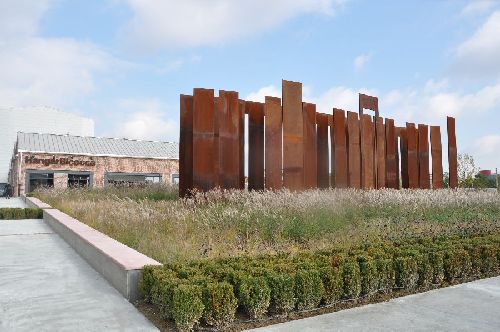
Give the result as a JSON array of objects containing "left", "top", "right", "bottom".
[{"left": 16, "top": 132, "right": 178, "bottom": 160}]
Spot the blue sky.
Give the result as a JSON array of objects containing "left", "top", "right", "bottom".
[{"left": 1, "top": 0, "right": 500, "bottom": 169}]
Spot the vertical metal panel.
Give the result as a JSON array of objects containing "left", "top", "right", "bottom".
[
  {"left": 447, "top": 116, "right": 458, "bottom": 189},
  {"left": 358, "top": 93, "right": 380, "bottom": 118},
  {"left": 238, "top": 100, "right": 245, "bottom": 189},
  {"left": 282, "top": 80, "right": 304, "bottom": 190},
  {"left": 360, "top": 114, "right": 375, "bottom": 189},
  {"left": 400, "top": 128, "right": 409, "bottom": 189},
  {"left": 179, "top": 94, "right": 193, "bottom": 197},
  {"left": 385, "top": 118, "right": 397, "bottom": 189},
  {"left": 395, "top": 128, "right": 400, "bottom": 189},
  {"left": 332, "top": 109, "right": 348, "bottom": 188},
  {"left": 265, "top": 96, "right": 282, "bottom": 190},
  {"left": 346, "top": 111, "right": 361, "bottom": 189},
  {"left": 418, "top": 124, "right": 430, "bottom": 189},
  {"left": 316, "top": 113, "right": 329, "bottom": 189},
  {"left": 406, "top": 123, "right": 419, "bottom": 189},
  {"left": 193, "top": 88, "right": 216, "bottom": 191},
  {"left": 303, "top": 103, "right": 317, "bottom": 189},
  {"left": 248, "top": 101, "right": 265, "bottom": 190},
  {"left": 217, "top": 90, "right": 240, "bottom": 189},
  {"left": 375, "top": 117, "right": 386, "bottom": 188},
  {"left": 430, "top": 126, "right": 443, "bottom": 189}
]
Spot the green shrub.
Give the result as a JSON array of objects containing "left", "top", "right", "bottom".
[
  {"left": 238, "top": 276, "right": 271, "bottom": 319},
  {"left": 320, "top": 267, "right": 343, "bottom": 304},
  {"left": 375, "top": 258, "right": 394, "bottom": 293},
  {"left": 394, "top": 256, "right": 418, "bottom": 289},
  {"left": 202, "top": 282, "right": 237, "bottom": 329},
  {"left": 25, "top": 208, "right": 43, "bottom": 219},
  {"left": 140, "top": 265, "right": 158, "bottom": 301},
  {"left": 171, "top": 284, "right": 204, "bottom": 332},
  {"left": 266, "top": 272, "right": 296, "bottom": 314},
  {"left": 358, "top": 256, "right": 378, "bottom": 296},
  {"left": 151, "top": 272, "right": 180, "bottom": 319},
  {"left": 417, "top": 254, "right": 433, "bottom": 288},
  {"left": 480, "top": 245, "right": 498, "bottom": 274},
  {"left": 429, "top": 252, "right": 444, "bottom": 284},
  {"left": 443, "top": 250, "right": 461, "bottom": 282},
  {"left": 295, "top": 269, "right": 324, "bottom": 310},
  {"left": 0, "top": 208, "right": 43, "bottom": 219},
  {"left": 342, "top": 260, "right": 361, "bottom": 299}
]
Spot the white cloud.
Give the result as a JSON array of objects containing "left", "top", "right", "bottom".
[
  {"left": 312, "top": 86, "right": 377, "bottom": 114},
  {"left": 353, "top": 52, "right": 373, "bottom": 72},
  {"left": 122, "top": 0, "right": 347, "bottom": 49},
  {"left": 453, "top": 10, "right": 500, "bottom": 77},
  {"left": 471, "top": 135, "right": 500, "bottom": 169},
  {"left": 111, "top": 98, "right": 178, "bottom": 142},
  {"left": 245, "top": 85, "right": 281, "bottom": 102},
  {"left": 0, "top": 0, "right": 52, "bottom": 41},
  {"left": 460, "top": 0, "right": 497, "bottom": 17}
]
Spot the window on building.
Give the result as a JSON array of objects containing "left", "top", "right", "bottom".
[
  {"left": 172, "top": 174, "right": 179, "bottom": 184},
  {"left": 106, "top": 173, "right": 162, "bottom": 186},
  {"left": 28, "top": 173, "right": 54, "bottom": 192},
  {"left": 68, "top": 174, "right": 91, "bottom": 188}
]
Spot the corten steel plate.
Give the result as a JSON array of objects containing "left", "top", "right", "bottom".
[
  {"left": 406, "top": 123, "right": 419, "bottom": 189},
  {"left": 265, "top": 96, "right": 283, "bottom": 190},
  {"left": 213, "top": 97, "right": 220, "bottom": 188},
  {"left": 238, "top": 100, "right": 245, "bottom": 189},
  {"left": 395, "top": 128, "right": 400, "bottom": 189},
  {"left": 179, "top": 94, "right": 193, "bottom": 197},
  {"left": 418, "top": 124, "right": 430, "bottom": 189},
  {"left": 346, "top": 111, "right": 361, "bottom": 189},
  {"left": 332, "top": 109, "right": 348, "bottom": 188},
  {"left": 360, "top": 114, "right": 375, "bottom": 189},
  {"left": 430, "top": 126, "right": 444, "bottom": 189},
  {"left": 447, "top": 117, "right": 458, "bottom": 189},
  {"left": 399, "top": 128, "right": 409, "bottom": 189},
  {"left": 282, "top": 80, "right": 304, "bottom": 190},
  {"left": 217, "top": 91, "right": 240, "bottom": 189},
  {"left": 247, "top": 101, "right": 265, "bottom": 190},
  {"left": 385, "top": 118, "right": 397, "bottom": 189},
  {"left": 193, "top": 88, "right": 216, "bottom": 191},
  {"left": 303, "top": 103, "right": 317, "bottom": 189},
  {"left": 359, "top": 93, "right": 379, "bottom": 118},
  {"left": 316, "top": 113, "right": 330, "bottom": 189},
  {"left": 375, "top": 117, "right": 386, "bottom": 189}
]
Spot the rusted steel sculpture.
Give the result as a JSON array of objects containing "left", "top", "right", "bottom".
[{"left": 180, "top": 80, "right": 458, "bottom": 196}]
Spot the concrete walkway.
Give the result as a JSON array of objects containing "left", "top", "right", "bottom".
[
  {"left": 0, "top": 197, "right": 28, "bottom": 208},
  {"left": 250, "top": 277, "right": 500, "bottom": 332},
  {"left": 0, "top": 215, "right": 157, "bottom": 331}
]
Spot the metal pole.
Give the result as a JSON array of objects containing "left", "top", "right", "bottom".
[{"left": 496, "top": 168, "right": 499, "bottom": 192}]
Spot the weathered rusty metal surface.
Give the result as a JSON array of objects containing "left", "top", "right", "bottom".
[
  {"left": 316, "top": 113, "right": 329, "bottom": 189},
  {"left": 247, "top": 101, "right": 265, "bottom": 190},
  {"left": 179, "top": 94, "right": 193, "bottom": 197},
  {"left": 359, "top": 93, "right": 379, "bottom": 117},
  {"left": 265, "top": 96, "right": 282, "bottom": 190},
  {"left": 360, "top": 114, "right": 375, "bottom": 189},
  {"left": 399, "top": 128, "right": 408, "bottom": 189},
  {"left": 418, "top": 124, "right": 430, "bottom": 189},
  {"left": 238, "top": 100, "right": 245, "bottom": 189},
  {"left": 217, "top": 91, "right": 240, "bottom": 189},
  {"left": 395, "top": 128, "right": 400, "bottom": 189},
  {"left": 447, "top": 116, "right": 458, "bottom": 189},
  {"left": 213, "top": 97, "right": 220, "bottom": 188},
  {"left": 303, "top": 103, "right": 317, "bottom": 189},
  {"left": 385, "top": 118, "right": 397, "bottom": 189},
  {"left": 193, "top": 88, "right": 216, "bottom": 191},
  {"left": 346, "top": 111, "right": 361, "bottom": 189},
  {"left": 430, "top": 126, "right": 443, "bottom": 189},
  {"left": 406, "top": 123, "right": 419, "bottom": 189},
  {"left": 332, "top": 108, "right": 348, "bottom": 188},
  {"left": 282, "top": 80, "right": 304, "bottom": 190},
  {"left": 375, "top": 117, "right": 386, "bottom": 189}
]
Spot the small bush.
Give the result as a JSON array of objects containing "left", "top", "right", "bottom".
[
  {"left": 202, "top": 282, "right": 238, "bottom": 329},
  {"left": 358, "top": 256, "right": 378, "bottom": 296},
  {"left": 429, "top": 252, "right": 444, "bottom": 284},
  {"left": 417, "top": 254, "right": 433, "bottom": 288},
  {"left": 342, "top": 260, "right": 361, "bottom": 299},
  {"left": 443, "top": 250, "right": 461, "bottom": 282},
  {"left": 266, "top": 272, "right": 296, "bottom": 314},
  {"left": 375, "top": 258, "right": 394, "bottom": 293},
  {"left": 320, "top": 267, "right": 343, "bottom": 305},
  {"left": 238, "top": 277, "right": 271, "bottom": 319},
  {"left": 480, "top": 245, "right": 498, "bottom": 274},
  {"left": 0, "top": 208, "right": 43, "bottom": 219},
  {"left": 172, "top": 284, "right": 204, "bottom": 332},
  {"left": 295, "top": 269, "right": 324, "bottom": 310},
  {"left": 25, "top": 208, "right": 43, "bottom": 219},
  {"left": 394, "top": 256, "right": 418, "bottom": 289}
]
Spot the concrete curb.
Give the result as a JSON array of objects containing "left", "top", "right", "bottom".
[
  {"left": 43, "top": 208, "right": 162, "bottom": 302},
  {"left": 24, "top": 196, "right": 52, "bottom": 209}
]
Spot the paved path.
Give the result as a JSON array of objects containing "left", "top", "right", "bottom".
[
  {"left": 0, "top": 197, "right": 28, "bottom": 208},
  {"left": 0, "top": 216, "right": 157, "bottom": 331},
  {"left": 249, "top": 277, "right": 500, "bottom": 332}
]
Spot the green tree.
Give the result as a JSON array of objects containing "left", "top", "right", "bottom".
[{"left": 457, "top": 153, "right": 478, "bottom": 188}]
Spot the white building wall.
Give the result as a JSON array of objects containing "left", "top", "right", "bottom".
[{"left": 0, "top": 107, "right": 94, "bottom": 183}]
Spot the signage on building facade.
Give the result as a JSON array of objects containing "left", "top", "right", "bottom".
[{"left": 24, "top": 155, "right": 96, "bottom": 167}]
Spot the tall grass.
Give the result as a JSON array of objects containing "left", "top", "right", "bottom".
[{"left": 34, "top": 187, "right": 500, "bottom": 263}]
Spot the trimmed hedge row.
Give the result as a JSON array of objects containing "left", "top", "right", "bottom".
[
  {"left": 0, "top": 208, "right": 43, "bottom": 219},
  {"left": 141, "top": 234, "right": 500, "bottom": 331}
]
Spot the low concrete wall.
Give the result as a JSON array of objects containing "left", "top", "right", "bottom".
[
  {"left": 43, "top": 208, "right": 162, "bottom": 302},
  {"left": 24, "top": 196, "right": 52, "bottom": 209}
]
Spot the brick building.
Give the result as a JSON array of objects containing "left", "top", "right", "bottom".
[{"left": 9, "top": 132, "right": 179, "bottom": 196}]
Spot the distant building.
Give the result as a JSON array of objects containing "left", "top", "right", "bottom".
[
  {"left": 9, "top": 132, "right": 179, "bottom": 196},
  {"left": 0, "top": 107, "right": 94, "bottom": 185}
]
